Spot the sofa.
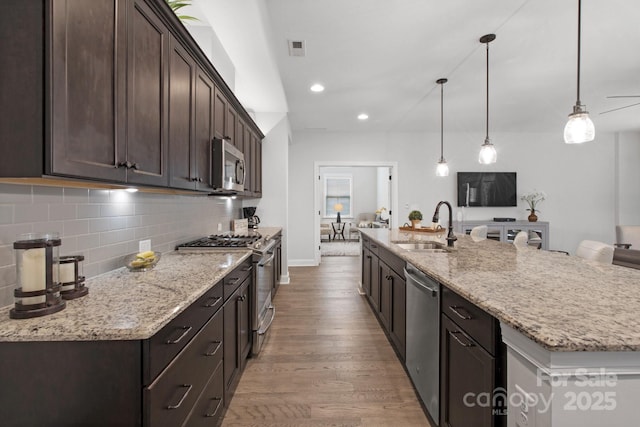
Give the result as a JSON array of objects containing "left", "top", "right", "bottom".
[{"left": 348, "top": 213, "right": 377, "bottom": 240}]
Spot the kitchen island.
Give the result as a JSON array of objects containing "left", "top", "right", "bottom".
[{"left": 360, "top": 227, "right": 640, "bottom": 427}]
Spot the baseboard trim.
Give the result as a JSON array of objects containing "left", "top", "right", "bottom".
[{"left": 279, "top": 272, "right": 290, "bottom": 285}]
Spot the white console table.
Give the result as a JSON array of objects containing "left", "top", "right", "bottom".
[{"left": 454, "top": 220, "right": 549, "bottom": 250}]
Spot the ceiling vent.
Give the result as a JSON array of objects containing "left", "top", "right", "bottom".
[{"left": 288, "top": 40, "right": 306, "bottom": 57}]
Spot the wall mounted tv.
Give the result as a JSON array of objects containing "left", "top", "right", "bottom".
[{"left": 457, "top": 172, "right": 517, "bottom": 207}]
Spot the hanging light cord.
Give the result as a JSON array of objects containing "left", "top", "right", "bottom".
[
  {"left": 440, "top": 82, "right": 444, "bottom": 160},
  {"left": 576, "top": 0, "right": 582, "bottom": 105},
  {"left": 485, "top": 40, "right": 490, "bottom": 141}
]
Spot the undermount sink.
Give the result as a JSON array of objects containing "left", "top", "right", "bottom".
[{"left": 394, "top": 242, "right": 448, "bottom": 252}]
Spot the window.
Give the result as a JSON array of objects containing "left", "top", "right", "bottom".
[{"left": 324, "top": 175, "right": 352, "bottom": 218}]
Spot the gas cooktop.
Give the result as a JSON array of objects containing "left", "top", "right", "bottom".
[{"left": 176, "top": 233, "right": 269, "bottom": 252}]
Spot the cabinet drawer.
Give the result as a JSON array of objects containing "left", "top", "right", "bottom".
[
  {"left": 378, "top": 245, "right": 405, "bottom": 276},
  {"left": 184, "top": 361, "right": 225, "bottom": 427},
  {"left": 146, "top": 309, "right": 224, "bottom": 427},
  {"left": 362, "top": 236, "right": 370, "bottom": 250},
  {"left": 223, "top": 259, "right": 252, "bottom": 301},
  {"left": 369, "top": 240, "right": 380, "bottom": 257},
  {"left": 145, "top": 281, "right": 223, "bottom": 383},
  {"left": 442, "top": 286, "right": 498, "bottom": 355}
]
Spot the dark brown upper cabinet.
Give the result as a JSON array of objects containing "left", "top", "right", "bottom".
[
  {"left": 49, "top": 0, "right": 128, "bottom": 182},
  {"left": 168, "top": 37, "right": 196, "bottom": 190},
  {"left": 0, "top": 0, "right": 263, "bottom": 195}
]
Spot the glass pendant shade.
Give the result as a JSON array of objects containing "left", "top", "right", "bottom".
[
  {"left": 564, "top": 106, "right": 595, "bottom": 144},
  {"left": 436, "top": 159, "right": 449, "bottom": 177},
  {"left": 479, "top": 139, "right": 497, "bottom": 164}
]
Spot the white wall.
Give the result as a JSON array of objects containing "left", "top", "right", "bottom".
[
  {"left": 246, "top": 114, "right": 291, "bottom": 283},
  {"left": 288, "top": 130, "right": 626, "bottom": 263},
  {"left": 377, "top": 167, "right": 391, "bottom": 215}
]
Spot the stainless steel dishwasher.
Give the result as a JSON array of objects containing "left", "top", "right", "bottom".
[{"left": 405, "top": 263, "right": 440, "bottom": 424}]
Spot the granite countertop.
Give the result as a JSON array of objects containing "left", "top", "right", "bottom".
[
  {"left": 0, "top": 250, "right": 253, "bottom": 342},
  {"left": 361, "top": 228, "right": 640, "bottom": 352}
]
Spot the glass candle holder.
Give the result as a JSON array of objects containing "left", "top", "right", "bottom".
[
  {"left": 10, "top": 232, "right": 66, "bottom": 319},
  {"left": 60, "top": 255, "right": 88, "bottom": 300}
]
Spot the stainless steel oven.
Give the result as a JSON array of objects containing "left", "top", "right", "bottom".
[
  {"left": 252, "top": 240, "right": 276, "bottom": 355},
  {"left": 176, "top": 232, "right": 276, "bottom": 356}
]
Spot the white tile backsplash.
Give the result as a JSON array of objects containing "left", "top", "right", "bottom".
[{"left": 0, "top": 183, "right": 239, "bottom": 308}]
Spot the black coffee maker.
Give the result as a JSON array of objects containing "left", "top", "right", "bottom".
[{"left": 243, "top": 207, "right": 260, "bottom": 229}]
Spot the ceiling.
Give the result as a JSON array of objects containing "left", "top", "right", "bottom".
[{"left": 195, "top": 0, "right": 640, "bottom": 135}]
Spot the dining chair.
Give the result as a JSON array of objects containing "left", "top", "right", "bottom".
[
  {"left": 575, "top": 240, "right": 614, "bottom": 264},
  {"left": 469, "top": 225, "right": 488, "bottom": 242},
  {"left": 513, "top": 231, "right": 529, "bottom": 249}
]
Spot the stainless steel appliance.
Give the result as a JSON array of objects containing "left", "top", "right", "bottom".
[
  {"left": 405, "top": 263, "right": 440, "bottom": 424},
  {"left": 176, "top": 232, "right": 276, "bottom": 356},
  {"left": 243, "top": 207, "right": 260, "bottom": 229},
  {"left": 211, "top": 137, "right": 245, "bottom": 193}
]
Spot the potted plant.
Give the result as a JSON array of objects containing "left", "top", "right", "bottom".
[
  {"left": 408, "top": 210, "right": 423, "bottom": 229},
  {"left": 521, "top": 190, "right": 546, "bottom": 222}
]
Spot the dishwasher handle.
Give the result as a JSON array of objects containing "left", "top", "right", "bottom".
[{"left": 404, "top": 267, "right": 439, "bottom": 297}]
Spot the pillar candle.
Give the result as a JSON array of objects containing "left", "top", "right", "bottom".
[
  {"left": 21, "top": 248, "right": 46, "bottom": 305},
  {"left": 60, "top": 262, "right": 76, "bottom": 291}
]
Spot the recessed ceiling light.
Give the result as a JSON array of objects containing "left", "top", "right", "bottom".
[
  {"left": 358, "top": 113, "right": 369, "bottom": 120},
  {"left": 310, "top": 83, "right": 325, "bottom": 93}
]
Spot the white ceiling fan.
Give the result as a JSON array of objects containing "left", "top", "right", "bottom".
[{"left": 600, "top": 95, "right": 640, "bottom": 115}]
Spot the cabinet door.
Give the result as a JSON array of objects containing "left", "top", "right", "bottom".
[
  {"left": 223, "top": 289, "right": 239, "bottom": 405},
  {"left": 193, "top": 68, "right": 215, "bottom": 191},
  {"left": 50, "top": 0, "right": 127, "bottom": 182},
  {"left": 379, "top": 262, "right": 392, "bottom": 330},
  {"left": 213, "top": 87, "right": 228, "bottom": 140},
  {"left": 126, "top": 0, "right": 169, "bottom": 186},
  {"left": 243, "top": 127, "right": 253, "bottom": 193},
  {"left": 251, "top": 136, "right": 262, "bottom": 195},
  {"left": 440, "top": 314, "right": 495, "bottom": 427},
  {"left": 168, "top": 38, "right": 195, "bottom": 190},
  {"left": 370, "top": 254, "right": 380, "bottom": 311},
  {"left": 238, "top": 280, "right": 251, "bottom": 365},
  {"left": 226, "top": 106, "right": 238, "bottom": 148},
  {"left": 362, "top": 247, "right": 372, "bottom": 296},
  {"left": 390, "top": 269, "right": 406, "bottom": 360}
]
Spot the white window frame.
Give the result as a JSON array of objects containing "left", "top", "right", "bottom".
[{"left": 323, "top": 174, "right": 353, "bottom": 219}]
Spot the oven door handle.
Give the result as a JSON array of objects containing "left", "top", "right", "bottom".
[
  {"left": 257, "top": 304, "right": 275, "bottom": 335},
  {"left": 258, "top": 254, "right": 275, "bottom": 267}
]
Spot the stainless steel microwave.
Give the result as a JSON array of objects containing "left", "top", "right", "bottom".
[{"left": 211, "top": 137, "right": 245, "bottom": 193}]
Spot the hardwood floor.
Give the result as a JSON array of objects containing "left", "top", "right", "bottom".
[{"left": 222, "top": 256, "right": 432, "bottom": 427}]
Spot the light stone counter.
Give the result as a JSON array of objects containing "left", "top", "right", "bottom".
[
  {"left": 0, "top": 250, "right": 252, "bottom": 342},
  {"left": 361, "top": 228, "right": 640, "bottom": 352}
]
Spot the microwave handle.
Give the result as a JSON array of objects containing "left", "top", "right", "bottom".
[{"left": 236, "top": 159, "right": 246, "bottom": 185}]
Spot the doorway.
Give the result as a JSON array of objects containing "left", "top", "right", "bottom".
[{"left": 314, "top": 161, "right": 398, "bottom": 264}]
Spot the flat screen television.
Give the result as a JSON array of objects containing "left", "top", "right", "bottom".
[{"left": 457, "top": 172, "right": 517, "bottom": 207}]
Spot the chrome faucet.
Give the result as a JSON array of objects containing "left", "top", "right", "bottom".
[{"left": 432, "top": 201, "right": 457, "bottom": 247}]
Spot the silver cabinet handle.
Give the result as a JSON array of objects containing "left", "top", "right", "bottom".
[
  {"left": 226, "top": 277, "right": 239, "bottom": 285},
  {"left": 205, "top": 341, "right": 222, "bottom": 356},
  {"left": 449, "top": 330, "right": 475, "bottom": 348},
  {"left": 167, "top": 384, "right": 192, "bottom": 409},
  {"left": 205, "top": 397, "right": 223, "bottom": 417},
  {"left": 204, "top": 296, "right": 221, "bottom": 308},
  {"left": 241, "top": 266, "right": 253, "bottom": 272},
  {"left": 165, "top": 326, "right": 192, "bottom": 344},
  {"left": 449, "top": 305, "right": 472, "bottom": 320}
]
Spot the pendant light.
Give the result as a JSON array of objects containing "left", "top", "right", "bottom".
[
  {"left": 435, "top": 78, "right": 449, "bottom": 177},
  {"left": 479, "top": 34, "right": 497, "bottom": 165},
  {"left": 564, "top": 0, "right": 595, "bottom": 144}
]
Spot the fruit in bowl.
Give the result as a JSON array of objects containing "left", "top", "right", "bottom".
[{"left": 125, "top": 251, "right": 161, "bottom": 271}]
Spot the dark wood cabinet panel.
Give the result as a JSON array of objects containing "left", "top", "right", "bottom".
[
  {"left": 226, "top": 105, "right": 238, "bottom": 149},
  {"left": 50, "top": 0, "right": 127, "bottom": 182},
  {"left": 213, "top": 87, "right": 229, "bottom": 140},
  {"left": 243, "top": 127, "right": 253, "bottom": 193},
  {"left": 390, "top": 267, "right": 406, "bottom": 360},
  {"left": 379, "top": 261, "right": 392, "bottom": 330},
  {"left": 440, "top": 314, "right": 495, "bottom": 427},
  {"left": 193, "top": 68, "right": 215, "bottom": 191},
  {"left": 254, "top": 138, "right": 263, "bottom": 195},
  {"left": 238, "top": 279, "right": 251, "bottom": 365},
  {"left": 184, "top": 361, "right": 224, "bottom": 427},
  {"left": 126, "top": 0, "right": 169, "bottom": 186},
  {"left": 223, "top": 287, "right": 240, "bottom": 405},
  {"left": 168, "top": 37, "right": 195, "bottom": 190},
  {"left": 370, "top": 246, "right": 380, "bottom": 311}
]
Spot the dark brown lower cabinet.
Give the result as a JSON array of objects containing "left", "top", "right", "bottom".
[
  {"left": 223, "top": 277, "right": 251, "bottom": 406},
  {"left": 440, "top": 286, "right": 505, "bottom": 427},
  {"left": 440, "top": 314, "right": 496, "bottom": 427}
]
